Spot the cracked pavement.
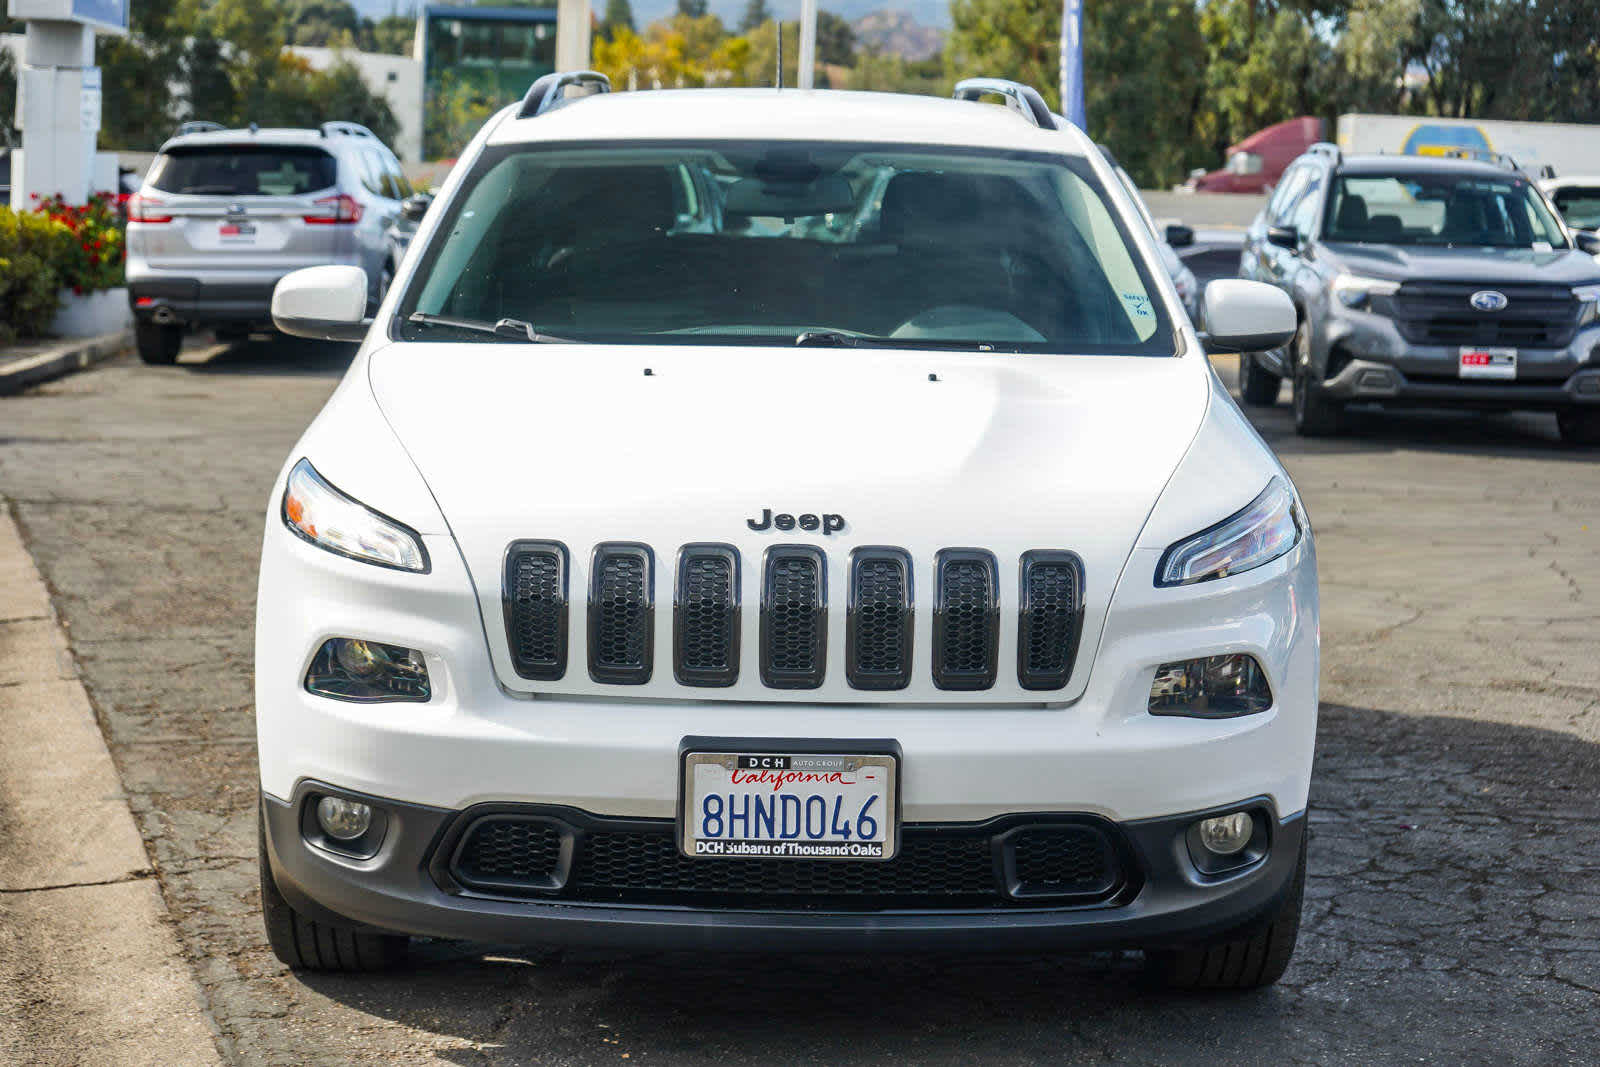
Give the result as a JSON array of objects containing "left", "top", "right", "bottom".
[{"left": 0, "top": 339, "right": 1596, "bottom": 1064}]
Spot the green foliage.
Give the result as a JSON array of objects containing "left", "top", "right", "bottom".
[
  {"left": 677, "top": 0, "right": 708, "bottom": 15},
  {"left": 739, "top": 0, "right": 772, "bottom": 35},
  {"left": 368, "top": 16, "right": 417, "bottom": 56},
  {"left": 815, "top": 11, "right": 856, "bottom": 67},
  {"left": 287, "top": 0, "right": 363, "bottom": 47},
  {"left": 1088, "top": 1, "right": 1209, "bottom": 188},
  {"left": 36, "top": 194, "right": 125, "bottom": 295},
  {"left": 601, "top": 0, "right": 637, "bottom": 40},
  {"left": 425, "top": 69, "right": 499, "bottom": 162},
  {"left": 0, "top": 208, "right": 74, "bottom": 342}
]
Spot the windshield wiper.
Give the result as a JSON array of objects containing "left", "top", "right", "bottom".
[
  {"left": 795, "top": 330, "right": 898, "bottom": 347},
  {"left": 407, "top": 312, "right": 579, "bottom": 344}
]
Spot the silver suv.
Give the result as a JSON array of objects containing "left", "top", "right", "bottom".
[{"left": 126, "top": 121, "right": 412, "bottom": 364}]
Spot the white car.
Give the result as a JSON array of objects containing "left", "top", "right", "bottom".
[
  {"left": 1539, "top": 174, "right": 1600, "bottom": 235},
  {"left": 255, "top": 75, "right": 1317, "bottom": 990}
]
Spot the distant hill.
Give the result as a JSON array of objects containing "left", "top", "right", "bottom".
[
  {"left": 349, "top": 1, "right": 953, "bottom": 32},
  {"left": 852, "top": 10, "right": 942, "bottom": 60}
]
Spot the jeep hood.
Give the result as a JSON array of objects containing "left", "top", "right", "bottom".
[
  {"left": 1324, "top": 242, "right": 1600, "bottom": 286},
  {"left": 368, "top": 343, "right": 1210, "bottom": 703}
]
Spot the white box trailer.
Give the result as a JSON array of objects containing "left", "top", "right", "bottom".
[{"left": 1336, "top": 114, "right": 1600, "bottom": 179}]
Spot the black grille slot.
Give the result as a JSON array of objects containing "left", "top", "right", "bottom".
[
  {"left": 760, "top": 546, "right": 827, "bottom": 689},
  {"left": 442, "top": 813, "right": 1128, "bottom": 910},
  {"left": 1003, "top": 824, "right": 1121, "bottom": 900},
  {"left": 588, "top": 543, "right": 654, "bottom": 684},
  {"left": 452, "top": 816, "right": 568, "bottom": 893},
  {"left": 503, "top": 541, "right": 569, "bottom": 680},
  {"left": 1018, "top": 551, "right": 1084, "bottom": 691},
  {"left": 1390, "top": 283, "right": 1580, "bottom": 348},
  {"left": 674, "top": 544, "right": 740, "bottom": 687},
  {"left": 932, "top": 549, "right": 999, "bottom": 690},
  {"left": 847, "top": 547, "right": 913, "bottom": 690}
]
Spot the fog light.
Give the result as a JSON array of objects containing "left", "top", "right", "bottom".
[
  {"left": 1149, "top": 654, "right": 1272, "bottom": 718},
  {"left": 305, "top": 638, "right": 429, "bottom": 702},
  {"left": 1196, "top": 811, "right": 1254, "bottom": 855},
  {"left": 316, "top": 796, "right": 372, "bottom": 841}
]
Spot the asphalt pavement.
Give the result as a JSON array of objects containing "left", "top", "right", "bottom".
[{"left": 0, "top": 336, "right": 1597, "bottom": 1065}]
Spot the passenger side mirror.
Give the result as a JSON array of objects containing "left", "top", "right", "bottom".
[
  {"left": 1574, "top": 230, "right": 1600, "bottom": 256},
  {"left": 272, "top": 265, "right": 371, "bottom": 341},
  {"left": 1266, "top": 225, "right": 1300, "bottom": 252},
  {"left": 1199, "top": 280, "right": 1295, "bottom": 354},
  {"left": 401, "top": 193, "right": 433, "bottom": 223},
  {"left": 1164, "top": 222, "right": 1195, "bottom": 248}
]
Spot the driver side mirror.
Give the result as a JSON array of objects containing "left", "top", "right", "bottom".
[
  {"left": 272, "top": 265, "right": 371, "bottom": 341},
  {"left": 1266, "top": 225, "right": 1300, "bottom": 251},
  {"left": 1574, "top": 230, "right": 1600, "bottom": 256},
  {"left": 1164, "top": 222, "right": 1195, "bottom": 248},
  {"left": 1199, "top": 280, "right": 1295, "bottom": 354}
]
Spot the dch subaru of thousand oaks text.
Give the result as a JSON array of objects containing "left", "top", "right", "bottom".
[{"left": 256, "top": 75, "right": 1319, "bottom": 990}]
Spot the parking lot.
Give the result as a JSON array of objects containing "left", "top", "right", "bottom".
[{"left": 0, "top": 333, "right": 1594, "bottom": 1064}]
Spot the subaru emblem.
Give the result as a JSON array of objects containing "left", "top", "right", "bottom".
[{"left": 1470, "top": 290, "right": 1508, "bottom": 312}]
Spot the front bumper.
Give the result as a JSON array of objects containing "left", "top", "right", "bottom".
[
  {"left": 1318, "top": 305, "right": 1600, "bottom": 411},
  {"left": 262, "top": 785, "right": 1306, "bottom": 952}
]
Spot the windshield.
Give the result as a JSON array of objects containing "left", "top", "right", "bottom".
[
  {"left": 1324, "top": 172, "right": 1568, "bottom": 249},
  {"left": 1549, "top": 185, "right": 1600, "bottom": 232},
  {"left": 398, "top": 141, "right": 1172, "bottom": 354},
  {"left": 149, "top": 145, "right": 338, "bottom": 197}
]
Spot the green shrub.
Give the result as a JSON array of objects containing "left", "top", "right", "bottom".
[{"left": 0, "top": 208, "right": 72, "bottom": 343}]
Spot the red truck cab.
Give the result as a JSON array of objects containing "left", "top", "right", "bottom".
[{"left": 1189, "top": 116, "right": 1324, "bottom": 194}]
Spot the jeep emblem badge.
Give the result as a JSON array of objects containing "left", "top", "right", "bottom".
[
  {"left": 1470, "top": 290, "right": 1508, "bottom": 312},
  {"left": 747, "top": 508, "right": 845, "bottom": 535}
]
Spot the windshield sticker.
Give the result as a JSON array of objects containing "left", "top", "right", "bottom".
[{"left": 1120, "top": 291, "right": 1154, "bottom": 319}]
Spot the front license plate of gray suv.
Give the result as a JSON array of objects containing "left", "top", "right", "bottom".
[
  {"left": 1460, "top": 346, "right": 1516, "bottom": 379},
  {"left": 680, "top": 751, "right": 898, "bottom": 860}
]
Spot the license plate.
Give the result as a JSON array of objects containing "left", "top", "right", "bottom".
[
  {"left": 680, "top": 749, "right": 898, "bottom": 860},
  {"left": 1459, "top": 346, "right": 1516, "bottom": 379},
  {"left": 219, "top": 222, "right": 256, "bottom": 240}
]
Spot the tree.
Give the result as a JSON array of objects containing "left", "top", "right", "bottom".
[
  {"left": 97, "top": 0, "right": 185, "bottom": 149},
  {"left": 368, "top": 15, "right": 418, "bottom": 56},
  {"left": 677, "top": 0, "right": 708, "bottom": 16},
  {"left": 738, "top": 0, "right": 771, "bottom": 35},
  {"left": 815, "top": 10, "right": 855, "bottom": 67},
  {"left": 286, "top": 0, "right": 363, "bottom": 47},
  {"left": 601, "top": 0, "right": 636, "bottom": 40}
]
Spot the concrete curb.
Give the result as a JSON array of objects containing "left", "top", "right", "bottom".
[
  {"left": 0, "top": 502, "right": 222, "bottom": 1065},
  {"left": 0, "top": 330, "right": 132, "bottom": 396}
]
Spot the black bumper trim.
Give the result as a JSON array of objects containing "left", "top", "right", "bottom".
[
  {"left": 129, "top": 278, "right": 278, "bottom": 327},
  {"left": 262, "top": 783, "right": 1306, "bottom": 953}
]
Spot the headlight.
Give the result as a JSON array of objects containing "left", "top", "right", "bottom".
[
  {"left": 1332, "top": 272, "right": 1400, "bottom": 309},
  {"left": 1157, "top": 477, "right": 1300, "bottom": 587},
  {"left": 1574, "top": 283, "right": 1600, "bottom": 326},
  {"left": 282, "top": 458, "right": 429, "bottom": 572}
]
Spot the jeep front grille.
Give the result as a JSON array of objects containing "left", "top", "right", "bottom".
[
  {"left": 760, "top": 546, "right": 827, "bottom": 688},
  {"left": 504, "top": 541, "right": 569, "bottom": 680},
  {"left": 674, "top": 544, "right": 739, "bottom": 687},
  {"left": 588, "top": 543, "right": 654, "bottom": 684},
  {"left": 501, "top": 542, "right": 1085, "bottom": 694},
  {"left": 932, "top": 549, "right": 1000, "bottom": 690}
]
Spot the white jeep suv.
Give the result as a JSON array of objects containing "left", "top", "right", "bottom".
[{"left": 255, "top": 75, "right": 1317, "bottom": 990}]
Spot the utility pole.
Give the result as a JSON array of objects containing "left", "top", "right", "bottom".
[{"left": 798, "top": 0, "right": 817, "bottom": 90}]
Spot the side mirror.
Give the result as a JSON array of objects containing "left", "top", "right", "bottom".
[
  {"left": 272, "top": 265, "right": 370, "bottom": 341},
  {"left": 1200, "top": 279, "right": 1296, "bottom": 354},
  {"left": 401, "top": 193, "right": 433, "bottom": 223},
  {"left": 1574, "top": 230, "right": 1600, "bottom": 255},
  {"left": 1266, "top": 225, "right": 1300, "bottom": 251},
  {"left": 1164, "top": 222, "right": 1195, "bottom": 248}
]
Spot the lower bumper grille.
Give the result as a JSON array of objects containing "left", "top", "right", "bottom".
[{"left": 445, "top": 810, "right": 1130, "bottom": 911}]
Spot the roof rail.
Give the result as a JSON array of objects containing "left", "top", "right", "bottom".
[
  {"left": 1306, "top": 142, "right": 1342, "bottom": 165},
  {"left": 175, "top": 120, "right": 225, "bottom": 137},
  {"left": 1438, "top": 147, "right": 1521, "bottom": 171},
  {"left": 321, "top": 122, "right": 377, "bottom": 140},
  {"left": 518, "top": 71, "right": 611, "bottom": 119},
  {"left": 951, "top": 78, "right": 1058, "bottom": 131}
]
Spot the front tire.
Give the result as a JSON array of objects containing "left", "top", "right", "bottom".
[
  {"left": 1290, "top": 323, "right": 1345, "bottom": 436},
  {"left": 1146, "top": 832, "right": 1307, "bottom": 991},
  {"left": 1237, "top": 352, "right": 1282, "bottom": 407},
  {"left": 258, "top": 808, "right": 408, "bottom": 972},
  {"left": 134, "top": 321, "right": 183, "bottom": 365},
  {"left": 1557, "top": 409, "right": 1600, "bottom": 446}
]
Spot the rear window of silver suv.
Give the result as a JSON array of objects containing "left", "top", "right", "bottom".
[{"left": 149, "top": 145, "right": 338, "bottom": 197}]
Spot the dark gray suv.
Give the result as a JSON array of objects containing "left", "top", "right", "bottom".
[{"left": 1238, "top": 147, "right": 1600, "bottom": 444}]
